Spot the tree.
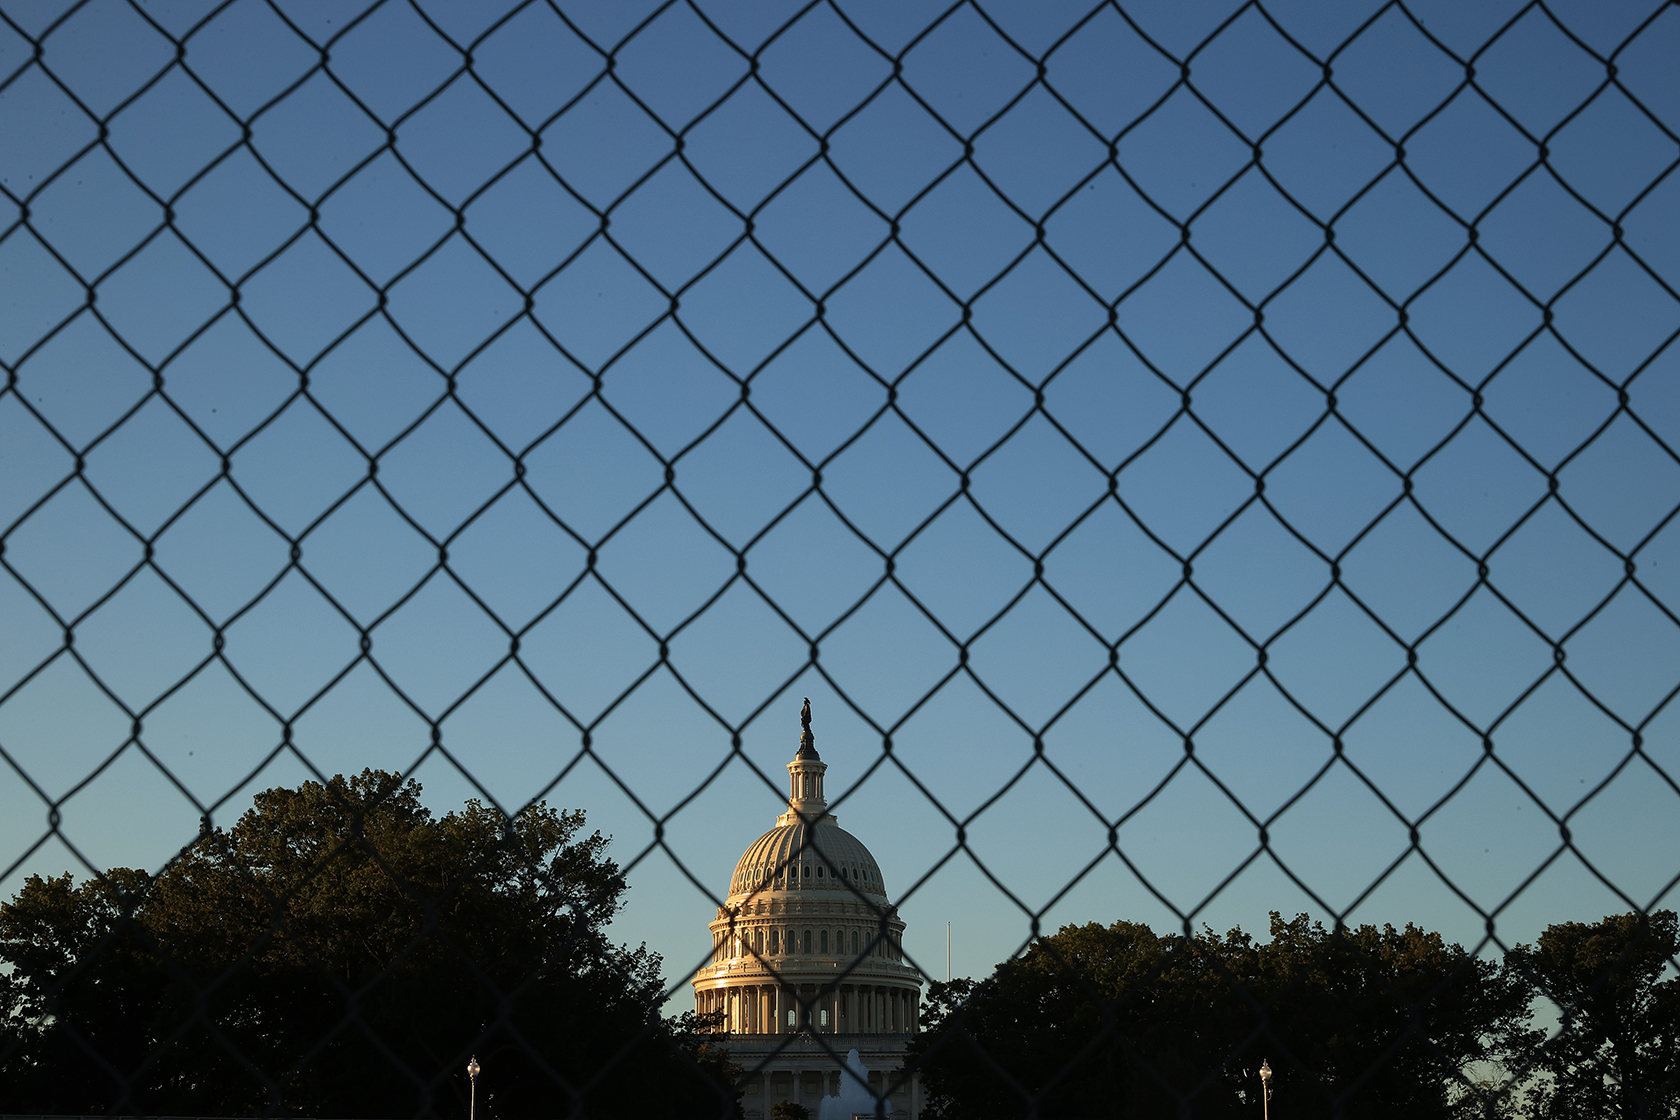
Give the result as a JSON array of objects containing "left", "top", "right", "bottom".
[
  {"left": 0, "top": 867, "right": 167, "bottom": 1109},
  {"left": 910, "top": 920, "right": 1237, "bottom": 1120},
  {"left": 771, "top": 1100, "right": 812, "bottom": 1120},
  {"left": 1250, "top": 913, "right": 1534, "bottom": 1120},
  {"left": 1505, "top": 911, "right": 1680, "bottom": 1120},
  {"left": 0, "top": 770, "right": 741, "bottom": 1120},
  {"left": 908, "top": 915, "right": 1532, "bottom": 1120}
]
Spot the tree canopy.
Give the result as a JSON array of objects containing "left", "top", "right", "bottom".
[
  {"left": 0, "top": 770, "right": 739, "bottom": 1120},
  {"left": 1505, "top": 911, "right": 1680, "bottom": 1120},
  {"left": 910, "top": 913, "right": 1537, "bottom": 1120}
]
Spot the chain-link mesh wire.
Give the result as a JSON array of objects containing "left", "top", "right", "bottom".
[{"left": 3, "top": 0, "right": 1679, "bottom": 1116}]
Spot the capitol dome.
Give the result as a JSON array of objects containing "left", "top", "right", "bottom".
[
  {"left": 728, "top": 819, "right": 888, "bottom": 901},
  {"left": 694, "top": 700, "right": 923, "bottom": 1054}
]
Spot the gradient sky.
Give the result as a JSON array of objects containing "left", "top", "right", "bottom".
[{"left": 2, "top": 0, "right": 1679, "bottom": 1012}]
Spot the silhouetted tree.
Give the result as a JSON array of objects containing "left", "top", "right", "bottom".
[
  {"left": 0, "top": 770, "right": 741, "bottom": 1120},
  {"left": 909, "top": 914, "right": 1532, "bottom": 1120},
  {"left": 1505, "top": 911, "right": 1680, "bottom": 1120},
  {"left": 771, "top": 1099, "right": 811, "bottom": 1120}
]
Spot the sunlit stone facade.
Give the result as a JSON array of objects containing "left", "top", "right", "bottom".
[{"left": 694, "top": 703, "right": 922, "bottom": 1120}]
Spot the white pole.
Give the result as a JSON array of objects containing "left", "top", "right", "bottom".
[{"left": 946, "top": 921, "right": 950, "bottom": 983}]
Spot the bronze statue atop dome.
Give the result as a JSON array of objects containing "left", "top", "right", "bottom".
[{"left": 796, "top": 696, "right": 819, "bottom": 760}]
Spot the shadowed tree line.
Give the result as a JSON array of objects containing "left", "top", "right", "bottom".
[
  {"left": 0, "top": 771, "right": 740, "bottom": 1120},
  {"left": 910, "top": 912, "right": 1680, "bottom": 1120}
]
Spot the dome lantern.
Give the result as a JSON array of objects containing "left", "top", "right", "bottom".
[{"left": 783, "top": 697, "right": 829, "bottom": 824}]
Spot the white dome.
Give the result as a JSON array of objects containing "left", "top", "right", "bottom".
[
  {"left": 693, "top": 702, "right": 921, "bottom": 1044},
  {"left": 729, "top": 818, "right": 888, "bottom": 901}
]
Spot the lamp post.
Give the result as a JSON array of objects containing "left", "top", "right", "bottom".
[
  {"left": 467, "top": 1055, "right": 481, "bottom": 1120},
  {"left": 1258, "top": 1059, "right": 1272, "bottom": 1120}
]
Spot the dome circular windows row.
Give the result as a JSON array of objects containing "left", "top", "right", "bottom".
[
  {"left": 735, "top": 860, "right": 880, "bottom": 892},
  {"left": 710, "top": 925, "right": 904, "bottom": 962}
]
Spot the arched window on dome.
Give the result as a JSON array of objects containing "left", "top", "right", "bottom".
[
  {"left": 821, "top": 930, "right": 828, "bottom": 953},
  {"left": 851, "top": 929, "right": 859, "bottom": 956},
  {"left": 802, "top": 929, "right": 812, "bottom": 953},
  {"left": 755, "top": 929, "right": 763, "bottom": 954},
  {"left": 786, "top": 927, "right": 795, "bottom": 952},
  {"left": 769, "top": 928, "right": 779, "bottom": 954}
]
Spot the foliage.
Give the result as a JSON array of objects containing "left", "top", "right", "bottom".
[
  {"left": 0, "top": 770, "right": 741, "bottom": 1120},
  {"left": 1505, "top": 911, "right": 1680, "bottom": 1120},
  {"left": 772, "top": 1099, "right": 812, "bottom": 1120},
  {"left": 910, "top": 914, "right": 1534, "bottom": 1120}
]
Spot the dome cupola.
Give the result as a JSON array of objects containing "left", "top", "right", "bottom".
[
  {"left": 724, "top": 698, "right": 891, "bottom": 902},
  {"left": 784, "top": 697, "right": 830, "bottom": 824}
]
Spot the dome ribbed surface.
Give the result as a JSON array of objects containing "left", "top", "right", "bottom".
[{"left": 729, "top": 819, "right": 888, "bottom": 901}]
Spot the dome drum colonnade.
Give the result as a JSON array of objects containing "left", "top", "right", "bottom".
[{"left": 693, "top": 702, "right": 923, "bottom": 1119}]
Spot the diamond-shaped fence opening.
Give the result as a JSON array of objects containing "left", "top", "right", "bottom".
[{"left": 2, "top": 1, "right": 1678, "bottom": 1119}]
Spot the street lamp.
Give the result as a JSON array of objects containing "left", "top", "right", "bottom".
[
  {"left": 1258, "top": 1059, "right": 1272, "bottom": 1120},
  {"left": 467, "top": 1056, "right": 481, "bottom": 1120}
]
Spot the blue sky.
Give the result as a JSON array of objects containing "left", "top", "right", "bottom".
[{"left": 2, "top": 0, "right": 1679, "bottom": 1010}]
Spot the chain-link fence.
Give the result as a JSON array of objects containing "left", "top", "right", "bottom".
[{"left": 3, "top": 0, "right": 1678, "bottom": 1117}]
